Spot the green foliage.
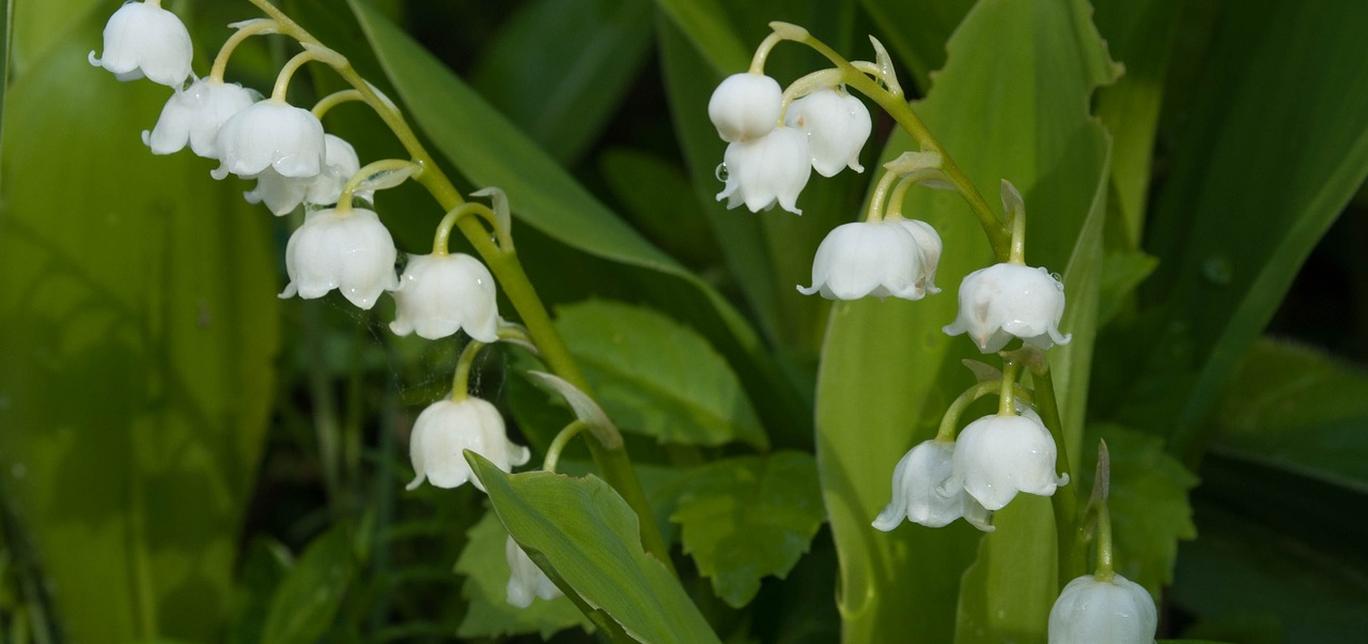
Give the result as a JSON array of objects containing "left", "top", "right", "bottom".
[
  {"left": 472, "top": 0, "right": 653, "bottom": 165},
  {"left": 0, "top": 4, "right": 279, "bottom": 642},
  {"left": 261, "top": 526, "right": 357, "bottom": 644},
  {"left": 469, "top": 454, "right": 721, "bottom": 644},
  {"left": 652, "top": 0, "right": 749, "bottom": 74},
  {"left": 671, "top": 452, "right": 824, "bottom": 607},
  {"left": 598, "top": 148, "right": 720, "bottom": 268},
  {"left": 1083, "top": 425, "right": 1197, "bottom": 596},
  {"left": 555, "top": 300, "right": 767, "bottom": 448},
  {"left": 856, "top": 0, "right": 973, "bottom": 93},
  {"left": 1213, "top": 338, "right": 1368, "bottom": 492},
  {"left": 454, "top": 512, "right": 592, "bottom": 639}
]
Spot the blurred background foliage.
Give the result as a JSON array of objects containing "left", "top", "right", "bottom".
[{"left": 0, "top": 0, "right": 1366, "bottom": 642}]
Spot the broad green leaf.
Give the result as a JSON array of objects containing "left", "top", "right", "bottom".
[
  {"left": 9, "top": 0, "right": 99, "bottom": 78},
  {"left": 455, "top": 512, "right": 593, "bottom": 639},
  {"left": 1211, "top": 337, "right": 1368, "bottom": 493},
  {"left": 1082, "top": 425, "right": 1197, "bottom": 596},
  {"left": 0, "top": 10, "right": 278, "bottom": 642},
  {"left": 1092, "top": 0, "right": 1181, "bottom": 249},
  {"left": 953, "top": 497, "right": 1057, "bottom": 644},
  {"left": 555, "top": 300, "right": 767, "bottom": 448},
  {"left": 468, "top": 455, "right": 721, "bottom": 644},
  {"left": 472, "top": 0, "right": 653, "bottom": 165},
  {"left": 350, "top": 0, "right": 812, "bottom": 448},
  {"left": 598, "top": 148, "right": 720, "bottom": 267},
  {"left": 261, "top": 526, "right": 356, "bottom": 644},
  {"left": 670, "top": 452, "right": 824, "bottom": 607},
  {"left": 857, "top": 0, "right": 973, "bottom": 93},
  {"left": 1097, "top": 251, "right": 1158, "bottom": 326},
  {"left": 1115, "top": 0, "right": 1368, "bottom": 457},
  {"left": 228, "top": 538, "right": 294, "bottom": 644},
  {"left": 813, "top": 0, "right": 1116, "bottom": 641},
  {"left": 651, "top": 0, "right": 749, "bottom": 74}
]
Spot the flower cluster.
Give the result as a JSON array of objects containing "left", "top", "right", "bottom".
[{"left": 92, "top": 0, "right": 559, "bottom": 609}]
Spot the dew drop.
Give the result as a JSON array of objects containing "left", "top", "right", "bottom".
[
  {"left": 1202, "top": 256, "right": 1233, "bottom": 285},
  {"left": 714, "top": 162, "right": 729, "bottom": 182}
]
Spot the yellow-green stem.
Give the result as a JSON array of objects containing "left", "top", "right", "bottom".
[
  {"left": 244, "top": 0, "right": 672, "bottom": 573},
  {"left": 543, "top": 421, "right": 587, "bottom": 474},
  {"left": 1094, "top": 501, "right": 1115, "bottom": 580},
  {"left": 450, "top": 341, "right": 485, "bottom": 401},
  {"left": 433, "top": 202, "right": 511, "bottom": 255},
  {"left": 935, "top": 379, "right": 1033, "bottom": 442},
  {"left": 997, "top": 360, "right": 1020, "bottom": 416},
  {"left": 313, "top": 89, "right": 365, "bottom": 119},
  {"left": 337, "top": 158, "right": 420, "bottom": 210},
  {"left": 1033, "top": 366, "right": 1084, "bottom": 582},
  {"left": 864, "top": 169, "right": 901, "bottom": 222},
  {"left": 210, "top": 19, "right": 276, "bottom": 82},
  {"left": 271, "top": 49, "right": 327, "bottom": 101},
  {"left": 1009, "top": 204, "right": 1027, "bottom": 264}
]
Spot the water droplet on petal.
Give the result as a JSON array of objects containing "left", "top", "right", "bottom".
[{"left": 714, "top": 162, "right": 729, "bottom": 182}]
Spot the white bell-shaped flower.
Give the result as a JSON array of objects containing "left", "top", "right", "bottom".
[
  {"left": 505, "top": 536, "right": 562, "bottom": 608},
  {"left": 406, "top": 397, "right": 531, "bottom": 492},
  {"left": 872, "top": 439, "right": 993, "bottom": 532},
  {"left": 389, "top": 253, "right": 499, "bottom": 342},
  {"left": 943, "top": 262, "right": 1070, "bottom": 353},
  {"left": 1048, "top": 574, "right": 1157, "bottom": 644},
  {"left": 950, "top": 413, "right": 1068, "bottom": 511},
  {"left": 88, "top": 1, "right": 193, "bottom": 87},
  {"left": 798, "top": 220, "right": 931, "bottom": 300},
  {"left": 785, "top": 89, "right": 871, "bottom": 177},
  {"left": 246, "top": 134, "right": 364, "bottom": 216},
  {"left": 212, "top": 100, "right": 326, "bottom": 180},
  {"left": 143, "top": 79, "right": 257, "bottom": 158},
  {"left": 716, "top": 126, "right": 811, "bottom": 215},
  {"left": 708, "top": 72, "right": 783, "bottom": 143},
  {"left": 279, "top": 208, "right": 398, "bottom": 309},
  {"left": 897, "top": 219, "right": 943, "bottom": 294}
]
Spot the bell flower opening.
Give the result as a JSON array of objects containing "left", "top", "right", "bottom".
[
  {"left": 279, "top": 207, "right": 398, "bottom": 310},
  {"left": 406, "top": 398, "right": 530, "bottom": 492},
  {"left": 872, "top": 439, "right": 993, "bottom": 532},
  {"left": 246, "top": 134, "right": 364, "bottom": 215},
  {"left": 389, "top": 253, "right": 500, "bottom": 343},
  {"left": 949, "top": 413, "right": 1068, "bottom": 511},
  {"left": 716, "top": 126, "right": 812, "bottom": 215},
  {"left": 943, "top": 262, "right": 1071, "bottom": 353},
  {"left": 505, "top": 536, "right": 562, "bottom": 608},
  {"left": 89, "top": 1, "right": 193, "bottom": 87},
  {"left": 798, "top": 220, "right": 934, "bottom": 301},
  {"left": 212, "top": 100, "right": 327, "bottom": 180},
  {"left": 1047, "top": 574, "right": 1157, "bottom": 644},
  {"left": 143, "top": 79, "right": 257, "bottom": 158},
  {"left": 785, "top": 88, "right": 872, "bottom": 177}
]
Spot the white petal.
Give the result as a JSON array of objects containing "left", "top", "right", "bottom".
[
  {"left": 799, "top": 221, "right": 925, "bottom": 301},
  {"left": 1048, "top": 574, "right": 1157, "bottom": 644},
  {"left": 390, "top": 254, "right": 499, "bottom": 341},
  {"left": 505, "top": 536, "right": 562, "bottom": 608},
  {"left": 717, "top": 127, "right": 811, "bottom": 215},
  {"left": 786, "top": 89, "right": 872, "bottom": 177},
  {"left": 281, "top": 208, "right": 397, "bottom": 309},
  {"left": 92, "top": 3, "right": 192, "bottom": 87},
  {"left": 214, "top": 100, "right": 326, "bottom": 179},
  {"left": 708, "top": 73, "right": 782, "bottom": 142},
  {"left": 953, "top": 414, "right": 1063, "bottom": 511},
  {"left": 944, "top": 262, "right": 1067, "bottom": 353}
]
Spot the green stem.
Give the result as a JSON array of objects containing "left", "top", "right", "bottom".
[
  {"left": 312, "top": 89, "right": 364, "bottom": 119},
  {"left": 245, "top": 0, "right": 673, "bottom": 574},
  {"left": 934, "top": 379, "right": 1033, "bottom": 442},
  {"left": 773, "top": 26, "right": 1011, "bottom": 259},
  {"left": 336, "top": 158, "right": 421, "bottom": 210},
  {"left": 1033, "top": 366, "right": 1084, "bottom": 582},
  {"left": 1094, "top": 501, "right": 1114, "bottom": 580},
  {"left": 997, "top": 360, "right": 1020, "bottom": 416},
  {"left": 543, "top": 421, "right": 587, "bottom": 474},
  {"left": 450, "top": 340, "right": 485, "bottom": 401},
  {"left": 209, "top": 19, "right": 276, "bottom": 82},
  {"left": 271, "top": 48, "right": 327, "bottom": 101}
]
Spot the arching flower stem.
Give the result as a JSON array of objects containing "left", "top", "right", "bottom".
[
  {"left": 450, "top": 340, "right": 486, "bottom": 402},
  {"left": 245, "top": 0, "right": 673, "bottom": 572},
  {"left": 543, "top": 420, "right": 587, "bottom": 474},
  {"left": 336, "top": 158, "right": 423, "bottom": 211},
  {"left": 312, "top": 89, "right": 365, "bottom": 119},
  {"left": 210, "top": 19, "right": 277, "bottom": 82},
  {"left": 997, "top": 359, "right": 1021, "bottom": 416},
  {"left": 935, "top": 379, "right": 1034, "bottom": 443},
  {"left": 433, "top": 202, "right": 512, "bottom": 255},
  {"left": 271, "top": 47, "right": 341, "bottom": 101}
]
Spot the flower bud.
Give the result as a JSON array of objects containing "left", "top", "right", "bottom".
[
  {"left": 390, "top": 253, "right": 499, "bottom": 342},
  {"left": 406, "top": 397, "right": 530, "bottom": 492},
  {"left": 1048, "top": 574, "right": 1157, "bottom": 644},
  {"left": 505, "top": 536, "right": 562, "bottom": 608},
  {"left": 212, "top": 100, "right": 326, "bottom": 180},
  {"left": 143, "top": 79, "right": 257, "bottom": 158},
  {"left": 943, "top": 263, "right": 1070, "bottom": 353},
  {"left": 798, "top": 220, "right": 934, "bottom": 300},
  {"left": 279, "top": 208, "right": 398, "bottom": 309},
  {"left": 707, "top": 72, "right": 783, "bottom": 143},
  {"left": 246, "top": 134, "right": 364, "bottom": 216},
  {"left": 950, "top": 413, "right": 1068, "bottom": 511},
  {"left": 785, "top": 89, "right": 871, "bottom": 177},
  {"left": 88, "top": 1, "right": 193, "bottom": 87},
  {"left": 716, "top": 126, "right": 811, "bottom": 215},
  {"left": 872, "top": 440, "right": 993, "bottom": 532}
]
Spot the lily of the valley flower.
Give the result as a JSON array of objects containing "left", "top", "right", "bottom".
[
  {"left": 279, "top": 208, "right": 398, "bottom": 309},
  {"left": 1048, "top": 574, "right": 1157, "bottom": 644},
  {"left": 144, "top": 79, "right": 258, "bottom": 158},
  {"left": 943, "top": 263, "right": 1070, "bottom": 353},
  {"left": 246, "top": 134, "right": 364, "bottom": 215},
  {"left": 872, "top": 439, "right": 993, "bottom": 532},
  {"left": 708, "top": 72, "right": 783, "bottom": 143},
  {"left": 950, "top": 413, "right": 1068, "bottom": 511},
  {"left": 88, "top": 0, "right": 193, "bottom": 87},
  {"left": 406, "top": 397, "right": 530, "bottom": 492},
  {"left": 717, "top": 126, "right": 811, "bottom": 214},
  {"left": 899, "top": 219, "right": 943, "bottom": 294},
  {"left": 390, "top": 253, "right": 499, "bottom": 342},
  {"left": 212, "top": 99, "right": 326, "bottom": 180},
  {"left": 785, "top": 88, "right": 871, "bottom": 177},
  {"left": 505, "top": 537, "right": 562, "bottom": 608},
  {"left": 798, "top": 220, "right": 935, "bottom": 300}
]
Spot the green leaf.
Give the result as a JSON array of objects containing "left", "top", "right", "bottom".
[
  {"left": 813, "top": 0, "right": 1117, "bottom": 641},
  {"left": 1097, "top": 251, "right": 1159, "bottom": 326},
  {"left": 261, "top": 526, "right": 357, "bottom": 644},
  {"left": 1082, "top": 425, "right": 1197, "bottom": 596},
  {"left": 1114, "top": 0, "right": 1368, "bottom": 456},
  {"left": 472, "top": 0, "right": 653, "bottom": 165},
  {"left": 651, "top": 0, "right": 749, "bottom": 74},
  {"left": 0, "top": 9, "right": 279, "bottom": 642},
  {"left": 455, "top": 512, "right": 593, "bottom": 639},
  {"left": 598, "top": 148, "right": 720, "bottom": 267},
  {"left": 670, "top": 452, "right": 824, "bottom": 607},
  {"left": 555, "top": 300, "right": 767, "bottom": 448},
  {"left": 857, "top": 0, "right": 973, "bottom": 93},
  {"left": 1211, "top": 337, "right": 1368, "bottom": 493},
  {"left": 468, "top": 455, "right": 722, "bottom": 644}
]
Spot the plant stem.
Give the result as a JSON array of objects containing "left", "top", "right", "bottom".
[
  {"left": 210, "top": 19, "right": 276, "bottom": 83},
  {"left": 543, "top": 421, "right": 587, "bottom": 474},
  {"left": 450, "top": 340, "right": 484, "bottom": 401},
  {"left": 997, "top": 360, "right": 1020, "bottom": 416},
  {"left": 1094, "top": 500, "right": 1114, "bottom": 581},
  {"left": 312, "top": 89, "right": 364, "bottom": 119},
  {"left": 934, "top": 379, "right": 1033, "bottom": 442},
  {"left": 1032, "top": 366, "right": 1084, "bottom": 582},
  {"left": 244, "top": 0, "right": 673, "bottom": 572}
]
